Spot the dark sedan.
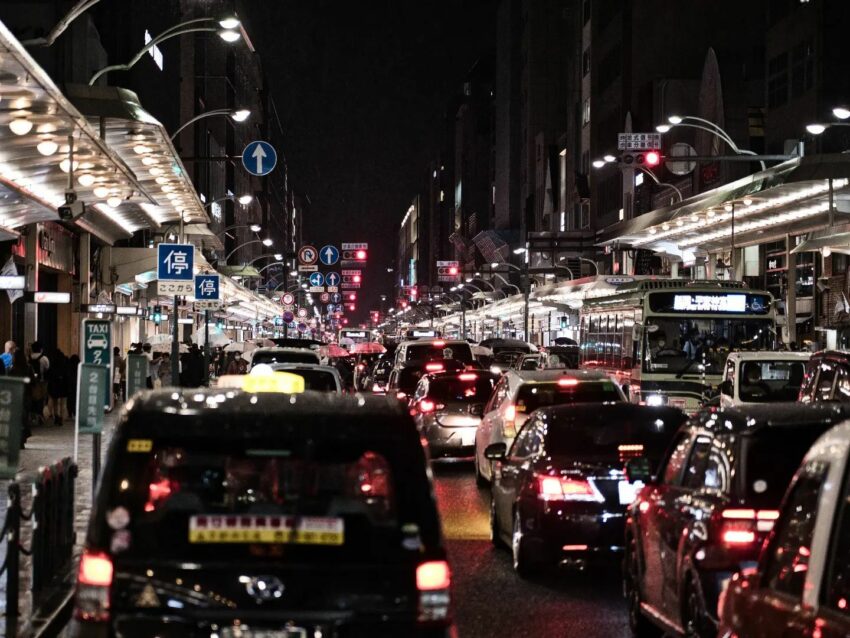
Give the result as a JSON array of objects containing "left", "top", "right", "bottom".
[{"left": 486, "top": 403, "right": 685, "bottom": 577}]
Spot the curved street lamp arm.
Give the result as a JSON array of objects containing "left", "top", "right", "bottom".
[
  {"left": 225, "top": 239, "right": 263, "bottom": 262},
  {"left": 170, "top": 109, "right": 233, "bottom": 140},
  {"left": 22, "top": 0, "right": 102, "bottom": 46},
  {"left": 637, "top": 167, "right": 684, "bottom": 202},
  {"left": 492, "top": 273, "right": 521, "bottom": 293},
  {"left": 577, "top": 257, "right": 599, "bottom": 276}
]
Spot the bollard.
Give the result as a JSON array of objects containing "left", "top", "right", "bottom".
[{"left": 5, "top": 482, "right": 21, "bottom": 623}]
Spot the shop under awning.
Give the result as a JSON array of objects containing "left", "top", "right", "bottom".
[
  {"left": 1, "top": 20, "right": 166, "bottom": 244},
  {"left": 791, "top": 224, "right": 850, "bottom": 255},
  {"left": 65, "top": 84, "right": 210, "bottom": 228},
  {"left": 218, "top": 264, "right": 262, "bottom": 279},
  {"left": 597, "top": 155, "right": 850, "bottom": 258}
]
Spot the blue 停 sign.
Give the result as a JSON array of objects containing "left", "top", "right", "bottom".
[
  {"left": 241, "top": 140, "right": 278, "bottom": 177},
  {"left": 194, "top": 274, "right": 220, "bottom": 300},
  {"left": 309, "top": 272, "right": 325, "bottom": 287},
  {"left": 325, "top": 272, "right": 340, "bottom": 287},
  {"left": 319, "top": 245, "right": 339, "bottom": 266},
  {"left": 157, "top": 243, "right": 194, "bottom": 281}
]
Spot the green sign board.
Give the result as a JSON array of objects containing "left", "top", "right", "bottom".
[
  {"left": 126, "top": 353, "right": 148, "bottom": 398},
  {"left": 77, "top": 363, "right": 108, "bottom": 435},
  {"left": 0, "top": 377, "right": 26, "bottom": 480},
  {"left": 81, "top": 319, "right": 113, "bottom": 409}
]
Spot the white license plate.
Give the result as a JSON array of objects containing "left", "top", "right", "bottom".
[
  {"left": 618, "top": 480, "right": 643, "bottom": 505},
  {"left": 221, "top": 629, "right": 306, "bottom": 638},
  {"left": 461, "top": 431, "right": 475, "bottom": 446}
]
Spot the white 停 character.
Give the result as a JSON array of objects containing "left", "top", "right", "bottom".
[
  {"left": 164, "top": 250, "right": 189, "bottom": 276},
  {"left": 199, "top": 279, "right": 216, "bottom": 297}
]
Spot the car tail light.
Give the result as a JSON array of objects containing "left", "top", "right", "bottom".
[
  {"left": 357, "top": 363, "right": 366, "bottom": 371},
  {"left": 433, "top": 340, "right": 446, "bottom": 347},
  {"left": 618, "top": 444, "right": 644, "bottom": 463},
  {"left": 558, "top": 378, "right": 579, "bottom": 387},
  {"left": 503, "top": 403, "right": 517, "bottom": 438},
  {"left": 458, "top": 373, "right": 477, "bottom": 381},
  {"left": 419, "top": 399, "right": 444, "bottom": 413},
  {"left": 535, "top": 474, "right": 604, "bottom": 502},
  {"left": 354, "top": 451, "right": 390, "bottom": 498},
  {"left": 144, "top": 478, "right": 175, "bottom": 512},
  {"left": 75, "top": 550, "right": 112, "bottom": 622},
  {"left": 372, "top": 383, "right": 385, "bottom": 393},
  {"left": 718, "top": 508, "right": 779, "bottom": 545},
  {"left": 416, "top": 560, "right": 451, "bottom": 624},
  {"left": 396, "top": 391, "right": 407, "bottom": 400},
  {"left": 425, "top": 362, "right": 444, "bottom": 372}
]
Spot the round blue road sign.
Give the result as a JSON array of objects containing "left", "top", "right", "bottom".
[
  {"left": 308, "top": 272, "right": 325, "bottom": 287},
  {"left": 241, "top": 140, "right": 277, "bottom": 177},
  {"left": 319, "top": 245, "right": 340, "bottom": 266}
]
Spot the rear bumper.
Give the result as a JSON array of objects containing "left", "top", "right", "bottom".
[
  {"left": 421, "top": 424, "right": 477, "bottom": 458},
  {"left": 521, "top": 507, "right": 627, "bottom": 565}
]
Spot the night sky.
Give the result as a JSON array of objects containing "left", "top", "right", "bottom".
[{"left": 251, "top": 1, "right": 496, "bottom": 323}]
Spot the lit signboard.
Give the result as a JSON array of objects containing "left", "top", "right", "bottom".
[{"left": 673, "top": 294, "right": 747, "bottom": 313}]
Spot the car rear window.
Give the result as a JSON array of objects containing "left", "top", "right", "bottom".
[
  {"left": 741, "top": 425, "right": 833, "bottom": 507},
  {"left": 252, "top": 350, "right": 320, "bottom": 366},
  {"left": 427, "top": 375, "right": 496, "bottom": 403},
  {"left": 103, "top": 435, "right": 432, "bottom": 563},
  {"left": 284, "top": 369, "right": 338, "bottom": 392},
  {"left": 405, "top": 342, "right": 473, "bottom": 363},
  {"left": 515, "top": 380, "right": 622, "bottom": 414}
]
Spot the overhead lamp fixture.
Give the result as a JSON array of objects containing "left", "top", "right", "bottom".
[
  {"left": 743, "top": 198, "right": 753, "bottom": 206},
  {"left": 513, "top": 247, "right": 527, "bottom": 254},
  {"left": 218, "top": 29, "right": 241, "bottom": 43},
  {"left": 249, "top": 223, "right": 261, "bottom": 232},
  {"left": 149, "top": 167, "right": 163, "bottom": 176},
  {"left": 289, "top": 270, "right": 298, "bottom": 276},
  {"left": 603, "top": 154, "right": 616, "bottom": 163},
  {"left": 93, "top": 186, "right": 110, "bottom": 199},
  {"left": 274, "top": 253, "right": 283, "bottom": 260},
  {"left": 37, "top": 139, "right": 58, "bottom": 156},
  {"left": 218, "top": 16, "right": 241, "bottom": 29},
  {"left": 490, "top": 262, "right": 500, "bottom": 268},
  {"left": 656, "top": 124, "right": 671, "bottom": 133},
  {"left": 238, "top": 194, "right": 253, "bottom": 205},
  {"left": 832, "top": 107, "right": 850, "bottom": 120},
  {"left": 59, "top": 158, "right": 79, "bottom": 173},
  {"left": 592, "top": 159, "right": 606, "bottom": 169},
  {"left": 262, "top": 238, "right": 273, "bottom": 247},
  {"left": 668, "top": 115, "right": 683, "bottom": 124},
  {"left": 106, "top": 196, "right": 123, "bottom": 208},
  {"left": 9, "top": 118, "right": 33, "bottom": 135},
  {"left": 231, "top": 109, "right": 251, "bottom": 122},
  {"left": 77, "top": 173, "right": 96, "bottom": 187},
  {"left": 724, "top": 203, "right": 734, "bottom": 212},
  {"left": 806, "top": 123, "right": 826, "bottom": 135}
]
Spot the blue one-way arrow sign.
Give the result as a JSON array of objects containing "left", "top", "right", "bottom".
[
  {"left": 309, "top": 272, "right": 325, "bottom": 287},
  {"left": 319, "top": 245, "right": 339, "bottom": 266},
  {"left": 326, "top": 272, "right": 340, "bottom": 287},
  {"left": 242, "top": 140, "right": 277, "bottom": 177}
]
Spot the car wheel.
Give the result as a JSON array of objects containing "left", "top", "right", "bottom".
[
  {"left": 624, "top": 535, "right": 661, "bottom": 638},
  {"left": 683, "top": 576, "right": 712, "bottom": 638},
  {"left": 511, "top": 509, "right": 539, "bottom": 578}
]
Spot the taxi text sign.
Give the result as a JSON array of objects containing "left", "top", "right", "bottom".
[
  {"left": 157, "top": 243, "right": 195, "bottom": 296},
  {"left": 0, "top": 377, "right": 26, "bottom": 479},
  {"left": 77, "top": 363, "right": 107, "bottom": 435},
  {"left": 126, "top": 354, "right": 148, "bottom": 398},
  {"left": 81, "top": 318, "right": 113, "bottom": 410}
]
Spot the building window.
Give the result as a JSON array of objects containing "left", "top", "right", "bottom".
[
  {"left": 768, "top": 52, "right": 789, "bottom": 108},
  {"left": 582, "top": 48, "right": 590, "bottom": 76},
  {"left": 582, "top": 98, "right": 591, "bottom": 126},
  {"left": 791, "top": 39, "right": 815, "bottom": 98}
]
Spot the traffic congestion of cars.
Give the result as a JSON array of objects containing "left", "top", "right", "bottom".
[{"left": 69, "top": 333, "right": 850, "bottom": 637}]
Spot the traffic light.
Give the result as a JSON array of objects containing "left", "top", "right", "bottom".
[
  {"left": 559, "top": 316, "right": 568, "bottom": 329},
  {"left": 355, "top": 249, "right": 366, "bottom": 260},
  {"left": 448, "top": 266, "right": 458, "bottom": 276},
  {"left": 353, "top": 274, "right": 362, "bottom": 283},
  {"left": 619, "top": 151, "right": 662, "bottom": 167},
  {"left": 153, "top": 305, "right": 162, "bottom": 324},
  {"left": 347, "top": 292, "right": 357, "bottom": 301}
]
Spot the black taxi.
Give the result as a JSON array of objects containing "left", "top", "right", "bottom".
[{"left": 70, "top": 371, "right": 454, "bottom": 638}]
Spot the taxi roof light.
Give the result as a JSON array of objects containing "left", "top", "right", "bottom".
[{"left": 217, "top": 369, "right": 306, "bottom": 394}]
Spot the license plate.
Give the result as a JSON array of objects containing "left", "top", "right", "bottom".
[
  {"left": 618, "top": 480, "right": 643, "bottom": 505},
  {"left": 461, "top": 430, "right": 475, "bottom": 446},
  {"left": 189, "top": 515, "right": 344, "bottom": 545},
  {"left": 221, "top": 628, "right": 307, "bottom": 638}
]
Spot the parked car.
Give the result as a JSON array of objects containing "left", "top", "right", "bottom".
[
  {"left": 624, "top": 403, "right": 850, "bottom": 638},
  {"left": 474, "top": 370, "right": 626, "bottom": 484},
  {"left": 410, "top": 370, "right": 500, "bottom": 458},
  {"left": 486, "top": 403, "right": 685, "bottom": 576},
  {"left": 70, "top": 381, "right": 454, "bottom": 637},
  {"left": 798, "top": 350, "right": 850, "bottom": 403},
  {"left": 268, "top": 363, "right": 343, "bottom": 393},
  {"left": 249, "top": 347, "right": 321, "bottom": 369},
  {"left": 717, "top": 351, "right": 810, "bottom": 407},
  {"left": 718, "top": 419, "right": 850, "bottom": 638}
]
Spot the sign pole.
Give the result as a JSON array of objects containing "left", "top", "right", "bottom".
[
  {"left": 204, "top": 309, "right": 210, "bottom": 385},
  {"left": 171, "top": 295, "right": 180, "bottom": 385}
]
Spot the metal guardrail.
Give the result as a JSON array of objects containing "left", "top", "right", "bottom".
[{"left": 1, "top": 457, "right": 78, "bottom": 637}]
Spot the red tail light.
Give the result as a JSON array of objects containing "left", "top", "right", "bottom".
[
  {"left": 558, "top": 378, "right": 579, "bottom": 387},
  {"left": 416, "top": 560, "right": 451, "bottom": 625},
  {"left": 75, "top": 550, "right": 113, "bottom": 622},
  {"left": 396, "top": 391, "right": 407, "bottom": 400},
  {"left": 535, "top": 475, "right": 604, "bottom": 502},
  {"left": 144, "top": 479, "right": 175, "bottom": 512},
  {"left": 432, "top": 340, "right": 446, "bottom": 347},
  {"left": 458, "top": 373, "right": 478, "bottom": 381},
  {"left": 425, "top": 362, "right": 444, "bottom": 372},
  {"left": 722, "top": 529, "right": 756, "bottom": 545},
  {"left": 420, "top": 399, "right": 436, "bottom": 413},
  {"left": 718, "top": 508, "right": 779, "bottom": 546}
]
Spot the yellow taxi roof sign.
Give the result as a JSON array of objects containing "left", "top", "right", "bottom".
[{"left": 217, "top": 367, "right": 305, "bottom": 394}]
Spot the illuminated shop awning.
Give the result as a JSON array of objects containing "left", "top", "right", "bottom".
[
  {"left": 597, "top": 155, "right": 850, "bottom": 257},
  {"left": 65, "top": 84, "right": 210, "bottom": 228}
]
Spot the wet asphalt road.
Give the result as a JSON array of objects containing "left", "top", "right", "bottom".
[{"left": 433, "top": 461, "right": 632, "bottom": 638}]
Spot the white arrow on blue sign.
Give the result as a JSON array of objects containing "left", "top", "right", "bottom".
[
  {"left": 319, "top": 245, "right": 339, "bottom": 266},
  {"left": 241, "top": 140, "right": 278, "bottom": 177},
  {"left": 308, "top": 272, "right": 325, "bottom": 287},
  {"left": 331, "top": 293, "right": 342, "bottom": 303},
  {"left": 325, "top": 272, "right": 340, "bottom": 287},
  {"left": 194, "top": 274, "right": 220, "bottom": 300}
]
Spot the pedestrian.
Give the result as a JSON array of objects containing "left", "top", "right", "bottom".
[
  {"left": 113, "top": 346, "right": 126, "bottom": 402},
  {"left": 1, "top": 340, "right": 15, "bottom": 373},
  {"left": 149, "top": 352, "right": 162, "bottom": 388},
  {"left": 143, "top": 342, "right": 153, "bottom": 388},
  {"left": 47, "top": 347, "right": 68, "bottom": 425},
  {"left": 29, "top": 341, "right": 50, "bottom": 425},
  {"left": 67, "top": 354, "right": 80, "bottom": 420},
  {"left": 8, "top": 349, "right": 34, "bottom": 446},
  {"left": 158, "top": 353, "right": 172, "bottom": 387}
]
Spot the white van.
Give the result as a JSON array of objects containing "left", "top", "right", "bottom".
[{"left": 718, "top": 351, "right": 811, "bottom": 407}]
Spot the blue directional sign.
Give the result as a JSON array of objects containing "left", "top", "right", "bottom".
[
  {"left": 331, "top": 293, "right": 342, "bottom": 304},
  {"left": 319, "top": 245, "right": 339, "bottom": 266},
  {"left": 325, "top": 271, "right": 340, "bottom": 288},
  {"left": 308, "top": 272, "right": 325, "bottom": 287},
  {"left": 241, "top": 140, "right": 277, "bottom": 177},
  {"left": 194, "top": 274, "right": 220, "bottom": 300},
  {"left": 158, "top": 243, "right": 194, "bottom": 281}
]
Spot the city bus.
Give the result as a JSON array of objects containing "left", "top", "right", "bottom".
[
  {"left": 578, "top": 279, "right": 776, "bottom": 413},
  {"left": 338, "top": 328, "right": 372, "bottom": 348}
]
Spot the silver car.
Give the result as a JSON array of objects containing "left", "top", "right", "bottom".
[
  {"left": 474, "top": 369, "right": 627, "bottom": 484},
  {"left": 268, "top": 363, "right": 343, "bottom": 393}
]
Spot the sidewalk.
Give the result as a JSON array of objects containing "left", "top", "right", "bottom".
[{"left": 0, "top": 411, "right": 119, "bottom": 637}]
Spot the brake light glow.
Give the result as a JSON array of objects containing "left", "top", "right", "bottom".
[
  {"left": 504, "top": 404, "right": 516, "bottom": 422},
  {"left": 458, "top": 373, "right": 478, "bottom": 381},
  {"left": 756, "top": 510, "right": 780, "bottom": 521},
  {"left": 536, "top": 475, "right": 604, "bottom": 502},
  {"left": 432, "top": 340, "right": 446, "bottom": 347},
  {"left": 722, "top": 509, "right": 757, "bottom": 520},
  {"left": 372, "top": 384, "right": 385, "bottom": 393},
  {"left": 78, "top": 551, "right": 113, "bottom": 586},
  {"left": 558, "top": 378, "right": 579, "bottom": 387},
  {"left": 562, "top": 544, "right": 589, "bottom": 551},
  {"left": 425, "top": 363, "right": 444, "bottom": 372},
  {"left": 722, "top": 529, "right": 756, "bottom": 545},
  {"left": 417, "top": 560, "right": 451, "bottom": 590},
  {"left": 396, "top": 391, "right": 407, "bottom": 400},
  {"left": 420, "top": 399, "right": 436, "bottom": 413},
  {"left": 144, "top": 479, "right": 175, "bottom": 512}
]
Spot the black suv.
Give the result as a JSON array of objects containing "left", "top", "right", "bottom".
[
  {"left": 70, "top": 389, "right": 453, "bottom": 637},
  {"left": 798, "top": 350, "right": 850, "bottom": 403},
  {"left": 624, "top": 403, "right": 850, "bottom": 638}
]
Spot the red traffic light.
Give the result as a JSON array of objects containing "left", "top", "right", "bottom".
[
  {"left": 347, "top": 303, "right": 356, "bottom": 311},
  {"left": 448, "top": 266, "right": 458, "bottom": 276},
  {"left": 347, "top": 292, "right": 356, "bottom": 301},
  {"left": 353, "top": 274, "right": 362, "bottom": 283},
  {"left": 644, "top": 151, "right": 661, "bottom": 167},
  {"left": 355, "top": 250, "right": 367, "bottom": 260}
]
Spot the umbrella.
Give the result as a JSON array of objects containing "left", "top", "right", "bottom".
[
  {"left": 479, "top": 338, "right": 538, "bottom": 353},
  {"left": 151, "top": 342, "right": 188, "bottom": 354},
  {"left": 146, "top": 333, "right": 173, "bottom": 346},
  {"left": 339, "top": 337, "right": 355, "bottom": 346},
  {"left": 472, "top": 345, "right": 494, "bottom": 356},
  {"left": 553, "top": 337, "right": 577, "bottom": 346},
  {"left": 193, "top": 331, "right": 231, "bottom": 347},
  {"left": 318, "top": 344, "right": 349, "bottom": 358},
  {"left": 350, "top": 342, "right": 386, "bottom": 354},
  {"left": 224, "top": 342, "right": 246, "bottom": 353},
  {"left": 253, "top": 338, "right": 276, "bottom": 347}
]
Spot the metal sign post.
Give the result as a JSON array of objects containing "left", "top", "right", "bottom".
[
  {"left": 158, "top": 243, "right": 195, "bottom": 385},
  {"left": 0, "top": 377, "right": 27, "bottom": 480},
  {"left": 194, "top": 274, "right": 221, "bottom": 386}
]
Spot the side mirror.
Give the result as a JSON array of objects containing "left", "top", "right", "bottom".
[
  {"left": 625, "top": 457, "right": 653, "bottom": 484},
  {"left": 469, "top": 403, "right": 485, "bottom": 417},
  {"left": 484, "top": 442, "right": 507, "bottom": 461},
  {"left": 719, "top": 380, "right": 733, "bottom": 396}
]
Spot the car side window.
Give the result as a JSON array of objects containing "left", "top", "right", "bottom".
[
  {"left": 816, "top": 365, "right": 837, "bottom": 402},
  {"left": 510, "top": 422, "right": 534, "bottom": 458},
  {"left": 661, "top": 432, "right": 693, "bottom": 486},
  {"left": 485, "top": 379, "right": 503, "bottom": 413},
  {"left": 835, "top": 367, "right": 850, "bottom": 403},
  {"left": 724, "top": 360, "right": 736, "bottom": 385},
  {"left": 823, "top": 463, "right": 850, "bottom": 616},
  {"left": 682, "top": 437, "right": 712, "bottom": 490},
  {"left": 761, "top": 461, "right": 829, "bottom": 599},
  {"left": 413, "top": 378, "right": 428, "bottom": 401}
]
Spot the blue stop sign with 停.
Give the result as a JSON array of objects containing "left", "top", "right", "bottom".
[
  {"left": 157, "top": 243, "right": 194, "bottom": 281},
  {"left": 194, "top": 274, "right": 220, "bottom": 300},
  {"left": 242, "top": 140, "right": 277, "bottom": 176}
]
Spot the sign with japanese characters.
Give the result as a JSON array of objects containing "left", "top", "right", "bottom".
[
  {"left": 0, "top": 377, "right": 25, "bottom": 479},
  {"left": 126, "top": 354, "right": 148, "bottom": 399},
  {"left": 81, "top": 319, "right": 113, "bottom": 410},
  {"left": 76, "top": 363, "right": 108, "bottom": 435},
  {"left": 617, "top": 132, "right": 662, "bottom": 151},
  {"left": 157, "top": 243, "right": 195, "bottom": 295},
  {"left": 194, "top": 274, "right": 221, "bottom": 309}
]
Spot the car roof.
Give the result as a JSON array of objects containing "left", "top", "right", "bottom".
[
  {"left": 399, "top": 338, "right": 469, "bottom": 347},
  {"left": 504, "top": 368, "right": 611, "bottom": 383},
  {"left": 118, "top": 389, "right": 411, "bottom": 439},
  {"left": 726, "top": 351, "right": 811, "bottom": 362},
  {"left": 268, "top": 363, "right": 341, "bottom": 375},
  {"left": 809, "top": 350, "right": 850, "bottom": 363},
  {"left": 423, "top": 370, "right": 499, "bottom": 382},
  {"left": 534, "top": 402, "right": 687, "bottom": 427},
  {"left": 803, "top": 419, "right": 850, "bottom": 466},
  {"left": 690, "top": 403, "right": 850, "bottom": 434},
  {"left": 253, "top": 347, "right": 319, "bottom": 355}
]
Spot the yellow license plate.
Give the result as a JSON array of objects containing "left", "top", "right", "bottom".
[{"left": 189, "top": 515, "right": 344, "bottom": 545}]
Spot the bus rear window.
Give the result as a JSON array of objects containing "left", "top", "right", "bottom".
[
  {"left": 405, "top": 343, "right": 473, "bottom": 363},
  {"left": 515, "top": 381, "right": 622, "bottom": 413}
]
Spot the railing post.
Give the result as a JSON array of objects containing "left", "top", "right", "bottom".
[{"left": 5, "top": 482, "right": 21, "bottom": 624}]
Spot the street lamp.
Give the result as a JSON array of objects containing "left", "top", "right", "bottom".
[
  {"left": 593, "top": 156, "right": 683, "bottom": 201},
  {"left": 89, "top": 16, "right": 242, "bottom": 85},
  {"left": 170, "top": 108, "right": 251, "bottom": 140},
  {"left": 489, "top": 261, "right": 529, "bottom": 341},
  {"left": 805, "top": 122, "right": 850, "bottom": 135},
  {"left": 224, "top": 238, "right": 273, "bottom": 262},
  {"left": 656, "top": 114, "right": 765, "bottom": 170},
  {"left": 215, "top": 222, "right": 261, "bottom": 237},
  {"left": 206, "top": 194, "right": 254, "bottom": 211}
]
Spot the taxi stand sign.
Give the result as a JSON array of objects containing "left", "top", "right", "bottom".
[
  {"left": 0, "top": 377, "right": 26, "bottom": 480},
  {"left": 157, "top": 243, "right": 195, "bottom": 295},
  {"left": 81, "top": 318, "right": 113, "bottom": 410},
  {"left": 126, "top": 353, "right": 148, "bottom": 398},
  {"left": 77, "top": 363, "right": 108, "bottom": 435}
]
